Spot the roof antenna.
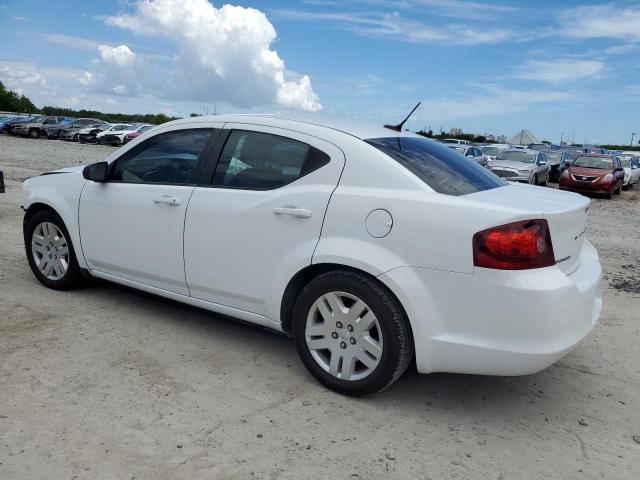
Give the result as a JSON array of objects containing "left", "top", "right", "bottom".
[{"left": 384, "top": 102, "right": 421, "bottom": 132}]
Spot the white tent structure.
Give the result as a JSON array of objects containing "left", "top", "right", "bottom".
[{"left": 508, "top": 129, "right": 539, "bottom": 145}]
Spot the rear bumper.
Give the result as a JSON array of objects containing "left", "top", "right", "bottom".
[{"left": 379, "top": 240, "right": 602, "bottom": 376}]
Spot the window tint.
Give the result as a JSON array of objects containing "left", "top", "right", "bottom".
[
  {"left": 573, "top": 156, "right": 613, "bottom": 170},
  {"left": 212, "top": 130, "right": 330, "bottom": 190},
  {"left": 110, "top": 128, "right": 213, "bottom": 184},
  {"left": 366, "top": 137, "right": 506, "bottom": 196}
]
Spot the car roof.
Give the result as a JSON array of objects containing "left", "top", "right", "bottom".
[
  {"left": 163, "top": 114, "right": 418, "bottom": 141},
  {"left": 504, "top": 148, "right": 538, "bottom": 154}
]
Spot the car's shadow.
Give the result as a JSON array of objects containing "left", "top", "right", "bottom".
[{"left": 75, "top": 278, "right": 574, "bottom": 414}]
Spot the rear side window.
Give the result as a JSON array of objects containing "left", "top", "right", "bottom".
[
  {"left": 366, "top": 137, "right": 505, "bottom": 196},
  {"left": 213, "top": 130, "right": 330, "bottom": 190}
]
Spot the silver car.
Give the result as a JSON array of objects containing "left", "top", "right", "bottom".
[
  {"left": 490, "top": 149, "right": 550, "bottom": 185},
  {"left": 448, "top": 145, "right": 488, "bottom": 166}
]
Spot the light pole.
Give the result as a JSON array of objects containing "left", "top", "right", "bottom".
[{"left": 631, "top": 132, "right": 636, "bottom": 146}]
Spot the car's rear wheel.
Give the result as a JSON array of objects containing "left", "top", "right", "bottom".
[
  {"left": 292, "top": 270, "right": 413, "bottom": 396},
  {"left": 532, "top": 174, "right": 538, "bottom": 185},
  {"left": 73, "top": 133, "right": 79, "bottom": 142},
  {"left": 24, "top": 210, "right": 82, "bottom": 290},
  {"left": 29, "top": 128, "right": 40, "bottom": 139}
]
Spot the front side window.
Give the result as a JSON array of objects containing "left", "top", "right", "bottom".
[
  {"left": 366, "top": 137, "right": 505, "bottom": 196},
  {"left": 110, "top": 128, "right": 213, "bottom": 185},
  {"left": 212, "top": 130, "right": 330, "bottom": 190}
]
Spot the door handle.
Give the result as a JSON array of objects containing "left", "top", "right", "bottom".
[
  {"left": 273, "top": 207, "right": 312, "bottom": 218},
  {"left": 153, "top": 195, "right": 182, "bottom": 206}
]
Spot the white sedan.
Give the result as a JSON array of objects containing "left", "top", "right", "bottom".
[
  {"left": 620, "top": 155, "right": 640, "bottom": 189},
  {"left": 22, "top": 115, "right": 603, "bottom": 396}
]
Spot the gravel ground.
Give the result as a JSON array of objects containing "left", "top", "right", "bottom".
[{"left": 1, "top": 135, "right": 639, "bottom": 479}]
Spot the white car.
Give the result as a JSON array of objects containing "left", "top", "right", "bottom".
[
  {"left": 95, "top": 123, "right": 134, "bottom": 145},
  {"left": 480, "top": 144, "right": 510, "bottom": 164},
  {"left": 22, "top": 115, "right": 603, "bottom": 396},
  {"left": 447, "top": 145, "right": 487, "bottom": 166},
  {"left": 619, "top": 155, "right": 640, "bottom": 189}
]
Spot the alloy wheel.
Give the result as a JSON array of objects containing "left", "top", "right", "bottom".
[
  {"left": 31, "top": 222, "right": 70, "bottom": 281},
  {"left": 305, "top": 291, "right": 383, "bottom": 381}
]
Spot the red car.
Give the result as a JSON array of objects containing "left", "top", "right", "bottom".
[{"left": 559, "top": 154, "right": 625, "bottom": 199}]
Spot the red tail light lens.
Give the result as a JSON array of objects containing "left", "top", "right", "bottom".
[{"left": 473, "top": 219, "right": 555, "bottom": 270}]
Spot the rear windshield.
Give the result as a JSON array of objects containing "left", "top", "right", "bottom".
[
  {"left": 366, "top": 137, "right": 505, "bottom": 196},
  {"left": 573, "top": 156, "right": 613, "bottom": 169}
]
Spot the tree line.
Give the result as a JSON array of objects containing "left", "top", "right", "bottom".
[{"left": 0, "top": 80, "right": 177, "bottom": 125}]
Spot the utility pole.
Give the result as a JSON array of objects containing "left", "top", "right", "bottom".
[{"left": 631, "top": 132, "right": 636, "bottom": 146}]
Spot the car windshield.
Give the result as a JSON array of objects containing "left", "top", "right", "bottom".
[
  {"left": 546, "top": 152, "right": 562, "bottom": 162},
  {"left": 495, "top": 151, "right": 536, "bottom": 163},
  {"left": 573, "top": 156, "right": 613, "bottom": 169},
  {"left": 366, "top": 137, "right": 505, "bottom": 196},
  {"left": 481, "top": 147, "right": 503, "bottom": 155}
]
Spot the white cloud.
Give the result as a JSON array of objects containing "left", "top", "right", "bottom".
[
  {"left": 98, "top": 45, "right": 136, "bottom": 68},
  {"left": 273, "top": 9, "right": 516, "bottom": 45},
  {"left": 45, "top": 33, "right": 101, "bottom": 51},
  {"left": 99, "top": 0, "right": 321, "bottom": 111},
  {"left": 13, "top": 15, "right": 27, "bottom": 21},
  {"left": 516, "top": 59, "right": 605, "bottom": 84},
  {"left": 0, "top": 64, "right": 47, "bottom": 88},
  {"left": 560, "top": 4, "right": 640, "bottom": 41}
]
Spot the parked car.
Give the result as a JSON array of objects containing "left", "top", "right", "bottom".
[
  {"left": 78, "top": 124, "right": 112, "bottom": 144},
  {"left": 0, "top": 115, "right": 28, "bottom": 134},
  {"left": 490, "top": 149, "right": 550, "bottom": 185},
  {"left": 544, "top": 150, "right": 572, "bottom": 182},
  {"left": 95, "top": 124, "right": 135, "bottom": 145},
  {"left": 22, "top": 115, "right": 603, "bottom": 396},
  {"left": 56, "top": 119, "right": 107, "bottom": 141},
  {"left": 13, "top": 116, "right": 67, "bottom": 138},
  {"left": 528, "top": 143, "right": 555, "bottom": 152},
  {"left": 559, "top": 154, "right": 624, "bottom": 199},
  {"left": 442, "top": 138, "right": 470, "bottom": 145},
  {"left": 4, "top": 115, "right": 44, "bottom": 135},
  {"left": 123, "top": 124, "right": 154, "bottom": 144},
  {"left": 98, "top": 124, "right": 152, "bottom": 146},
  {"left": 448, "top": 145, "right": 487, "bottom": 166},
  {"left": 480, "top": 144, "right": 509, "bottom": 164},
  {"left": 620, "top": 156, "right": 640, "bottom": 190}
]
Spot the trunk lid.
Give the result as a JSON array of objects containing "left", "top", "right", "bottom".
[{"left": 466, "top": 184, "right": 590, "bottom": 274}]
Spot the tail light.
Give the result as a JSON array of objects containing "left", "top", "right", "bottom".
[{"left": 473, "top": 219, "right": 555, "bottom": 270}]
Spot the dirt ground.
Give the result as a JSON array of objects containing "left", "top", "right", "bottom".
[{"left": 1, "top": 135, "right": 639, "bottom": 480}]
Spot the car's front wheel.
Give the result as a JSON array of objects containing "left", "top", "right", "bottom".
[
  {"left": 24, "top": 210, "right": 82, "bottom": 290},
  {"left": 293, "top": 271, "right": 413, "bottom": 396}
]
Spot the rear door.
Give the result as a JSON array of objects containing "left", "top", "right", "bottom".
[{"left": 184, "top": 124, "right": 345, "bottom": 318}]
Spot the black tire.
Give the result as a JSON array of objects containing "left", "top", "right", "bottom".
[
  {"left": 24, "top": 210, "right": 83, "bottom": 290},
  {"left": 532, "top": 174, "right": 538, "bottom": 186},
  {"left": 292, "top": 270, "right": 413, "bottom": 396},
  {"left": 607, "top": 188, "right": 614, "bottom": 199},
  {"left": 29, "top": 128, "right": 40, "bottom": 139},
  {"left": 615, "top": 183, "right": 622, "bottom": 195},
  {"left": 73, "top": 133, "right": 79, "bottom": 142}
]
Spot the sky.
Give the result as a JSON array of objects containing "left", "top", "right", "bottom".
[{"left": 2, "top": 0, "right": 640, "bottom": 145}]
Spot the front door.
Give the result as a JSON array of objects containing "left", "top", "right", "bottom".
[
  {"left": 184, "top": 124, "right": 345, "bottom": 319},
  {"left": 79, "top": 127, "right": 216, "bottom": 295}
]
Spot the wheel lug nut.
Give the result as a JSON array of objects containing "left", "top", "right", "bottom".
[
  {"left": 347, "top": 325, "right": 354, "bottom": 332},
  {"left": 331, "top": 332, "right": 339, "bottom": 339},
  {"left": 336, "top": 321, "right": 343, "bottom": 329},
  {"left": 340, "top": 341, "right": 347, "bottom": 349},
  {"left": 350, "top": 338, "right": 356, "bottom": 345}
]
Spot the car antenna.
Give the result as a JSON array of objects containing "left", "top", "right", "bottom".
[{"left": 384, "top": 102, "right": 421, "bottom": 132}]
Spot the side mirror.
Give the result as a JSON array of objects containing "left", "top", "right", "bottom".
[{"left": 83, "top": 161, "right": 108, "bottom": 182}]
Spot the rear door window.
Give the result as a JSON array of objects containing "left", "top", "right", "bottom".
[
  {"left": 212, "top": 130, "right": 330, "bottom": 190},
  {"left": 366, "top": 137, "right": 505, "bottom": 196}
]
